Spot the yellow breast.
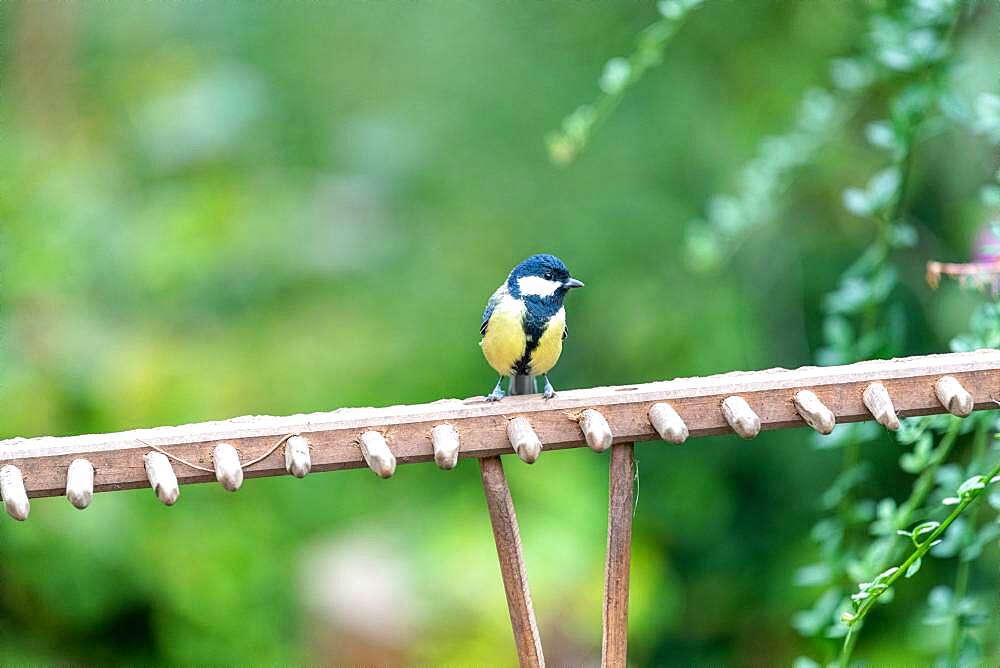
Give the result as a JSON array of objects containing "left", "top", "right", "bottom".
[
  {"left": 528, "top": 307, "right": 565, "bottom": 375},
  {"left": 480, "top": 296, "right": 527, "bottom": 376}
]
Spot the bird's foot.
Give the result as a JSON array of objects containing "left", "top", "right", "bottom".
[
  {"left": 542, "top": 376, "right": 556, "bottom": 400},
  {"left": 486, "top": 378, "right": 505, "bottom": 402}
]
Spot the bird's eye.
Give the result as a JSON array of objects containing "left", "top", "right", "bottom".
[{"left": 544, "top": 272, "right": 552, "bottom": 280}]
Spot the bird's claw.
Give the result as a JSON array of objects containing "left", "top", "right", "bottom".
[
  {"left": 486, "top": 378, "right": 505, "bottom": 402},
  {"left": 542, "top": 377, "right": 556, "bottom": 400}
]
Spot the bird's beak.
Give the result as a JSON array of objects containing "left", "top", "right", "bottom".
[{"left": 563, "top": 277, "right": 585, "bottom": 289}]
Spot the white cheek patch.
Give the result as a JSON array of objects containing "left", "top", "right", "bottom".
[{"left": 517, "top": 276, "right": 562, "bottom": 297}]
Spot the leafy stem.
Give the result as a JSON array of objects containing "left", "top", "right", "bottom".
[
  {"left": 885, "top": 131, "right": 913, "bottom": 231},
  {"left": 839, "top": 458, "right": 1000, "bottom": 667},
  {"left": 894, "top": 417, "right": 962, "bottom": 526},
  {"left": 545, "top": 0, "right": 705, "bottom": 166}
]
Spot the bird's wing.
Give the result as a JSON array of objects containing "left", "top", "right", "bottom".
[
  {"left": 481, "top": 283, "right": 507, "bottom": 337},
  {"left": 563, "top": 320, "right": 568, "bottom": 340}
]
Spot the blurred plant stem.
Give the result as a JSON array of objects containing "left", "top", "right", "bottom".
[
  {"left": 947, "top": 417, "right": 989, "bottom": 665},
  {"left": 947, "top": 533, "right": 971, "bottom": 666},
  {"left": 545, "top": 0, "right": 705, "bottom": 166},
  {"left": 895, "top": 418, "right": 962, "bottom": 528}
]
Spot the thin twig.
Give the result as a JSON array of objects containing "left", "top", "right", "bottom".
[
  {"left": 137, "top": 433, "right": 297, "bottom": 474},
  {"left": 840, "top": 458, "right": 1000, "bottom": 666},
  {"left": 136, "top": 439, "right": 214, "bottom": 473}
]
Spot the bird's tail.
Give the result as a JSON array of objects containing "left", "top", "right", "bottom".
[{"left": 510, "top": 374, "right": 537, "bottom": 396}]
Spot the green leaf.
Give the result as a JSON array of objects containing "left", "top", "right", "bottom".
[
  {"left": 960, "top": 522, "right": 1000, "bottom": 562},
  {"left": 931, "top": 518, "right": 967, "bottom": 558},
  {"left": 792, "top": 588, "right": 843, "bottom": 637},
  {"left": 657, "top": 0, "right": 684, "bottom": 19},
  {"left": 685, "top": 224, "right": 723, "bottom": 272},
  {"left": 899, "top": 451, "right": 925, "bottom": 474},
  {"left": 939, "top": 91, "right": 972, "bottom": 124},
  {"left": 865, "top": 121, "right": 897, "bottom": 151},
  {"left": 599, "top": 58, "right": 631, "bottom": 95},
  {"left": 980, "top": 185, "right": 1000, "bottom": 208},
  {"left": 869, "top": 265, "right": 898, "bottom": 301},
  {"left": 887, "top": 223, "right": 917, "bottom": 248},
  {"left": 829, "top": 58, "right": 873, "bottom": 91},
  {"left": 562, "top": 105, "right": 596, "bottom": 142},
  {"left": 974, "top": 93, "right": 1000, "bottom": 131},
  {"left": 843, "top": 188, "right": 872, "bottom": 216},
  {"left": 879, "top": 47, "right": 915, "bottom": 71},
  {"left": 822, "top": 463, "right": 872, "bottom": 509},
  {"left": 958, "top": 475, "right": 986, "bottom": 496},
  {"left": 909, "top": 521, "right": 940, "bottom": 546},
  {"left": 794, "top": 563, "right": 833, "bottom": 587},
  {"left": 923, "top": 586, "right": 954, "bottom": 625},
  {"left": 708, "top": 195, "right": 743, "bottom": 234},
  {"left": 824, "top": 276, "right": 872, "bottom": 314},
  {"left": 866, "top": 167, "right": 901, "bottom": 210},
  {"left": 823, "top": 315, "right": 855, "bottom": 348}
]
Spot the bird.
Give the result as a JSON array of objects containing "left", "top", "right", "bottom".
[{"left": 480, "top": 254, "right": 584, "bottom": 401}]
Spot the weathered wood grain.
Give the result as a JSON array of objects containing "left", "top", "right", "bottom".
[
  {"left": 2, "top": 350, "right": 999, "bottom": 498},
  {"left": 480, "top": 456, "right": 545, "bottom": 667},
  {"left": 602, "top": 443, "right": 634, "bottom": 668}
]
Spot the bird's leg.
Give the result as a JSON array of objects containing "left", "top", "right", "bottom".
[
  {"left": 542, "top": 374, "right": 556, "bottom": 399},
  {"left": 486, "top": 377, "right": 506, "bottom": 402}
]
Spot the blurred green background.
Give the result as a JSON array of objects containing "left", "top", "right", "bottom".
[{"left": 1, "top": 1, "right": 997, "bottom": 665}]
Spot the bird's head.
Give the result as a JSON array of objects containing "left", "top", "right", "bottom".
[{"left": 508, "top": 254, "right": 584, "bottom": 299}]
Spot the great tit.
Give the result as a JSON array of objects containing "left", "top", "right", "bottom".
[{"left": 480, "top": 254, "right": 584, "bottom": 401}]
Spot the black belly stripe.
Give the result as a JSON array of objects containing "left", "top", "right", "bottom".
[
  {"left": 514, "top": 306, "right": 552, "bottom": 375},
  {"left": 513, "top": 349, "right": 534, "bottom": 375}
]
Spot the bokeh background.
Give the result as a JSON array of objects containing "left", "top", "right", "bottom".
[{"left": 1, "top": 1, "right": 998, "bottom": 665}]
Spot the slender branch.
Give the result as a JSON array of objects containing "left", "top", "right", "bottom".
[
  {"left": 839, "top": 459, "right": 1000, "bottom": 667},
  {"left": 838, "top": 417, "right": 960, "bottom": 665},
  {"left": 545, "top": 1, "right": 705, "bottom": 166},
  {"left": 845, "top": 417, "right": 988, "bottom": 664},
  {"left": 895, "top": 417, "right": 962, "bottom": 527}
]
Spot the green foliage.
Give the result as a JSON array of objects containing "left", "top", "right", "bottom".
[
  {"left": 1, "top": 0, "right": 998, "bottom": 664},
  {"left": 678, "top": 0, "right": 1000, "bottom": 664},
  {"left": 686, "top": 88, "right": 844, "bottom": 272},
  {"left": 545, "top": 0, "right": 706, "bottom": 166}
]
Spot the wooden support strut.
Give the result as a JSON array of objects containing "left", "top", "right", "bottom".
[
  {"left": 480, "top": 457, "right": 545, "bottom": 667},
  {"left": 2, "top": 351, "right": 1000, "bottom": 499},
  {"left": 480, "top": 374, "right": 544, "bottom": 667},
  {"left": 602, "top": 441, "right": 634, "bottom": 667}
]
